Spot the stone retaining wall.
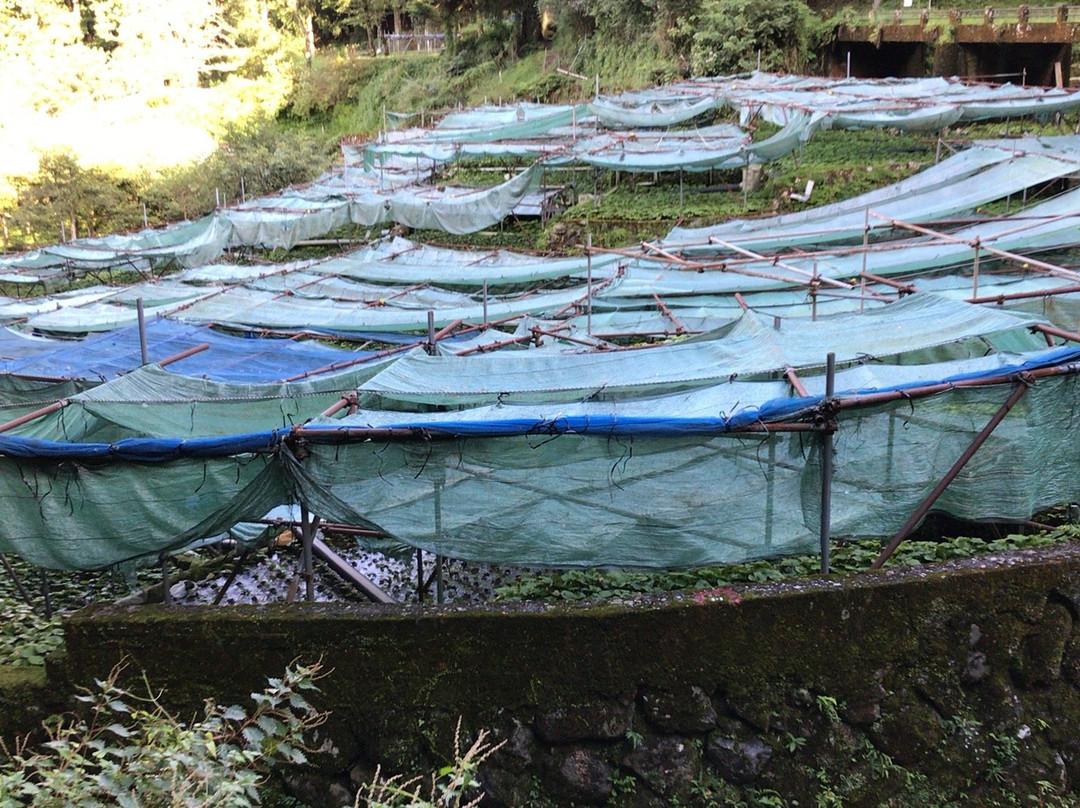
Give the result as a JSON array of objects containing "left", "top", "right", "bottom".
[{"left": 43, "top": 544, "right": 1080, "bottom": 806}]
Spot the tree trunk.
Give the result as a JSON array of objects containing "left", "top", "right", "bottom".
[
  {"left": 518, "top": 0, "right": 541, "bottom": 52},
  {"left": 393, "top": 4, "right": 403, "bottom": 35},
  {"left": 304, "top": 10, "right": 315, "bottom": 66}
]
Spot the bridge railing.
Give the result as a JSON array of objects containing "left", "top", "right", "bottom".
[{"left": 871, "top": 4, "right": 1080, "bottom": 26}]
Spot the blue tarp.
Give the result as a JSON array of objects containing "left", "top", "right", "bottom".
[{"left": 0, "top": 320, "right": 372, "bottom": 383}]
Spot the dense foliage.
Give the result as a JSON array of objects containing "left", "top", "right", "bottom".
[
  {"left": 678, "top": 0, "right": 828, "bottom": 75},
  {"left": 0, "top": 661, "right": 328, "bottom": 807},
  {"left": 494, "top": 527, "right": 1080, "bottom": 602}
]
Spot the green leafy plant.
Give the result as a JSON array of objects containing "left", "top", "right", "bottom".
[
  {"left": 0, "top": 599, "right": 63, "bottom": 668},
  {"left": 784, "top": 732, "right": 807, "bottom": 753},
  {"left": 494, "top": 527, "right": 1078, "bottom": 603},
  {"left": 609, "top": 770, "right": 637, "bottom": 799},
  {"left": 0, "top": 659, "right": 328, "bottom": 807},
  {"left": 815, "top": 694, "right": 842, "bottom": 724},
  {"left": 353, "top": 718, "right": 505, "bottom": 808}
]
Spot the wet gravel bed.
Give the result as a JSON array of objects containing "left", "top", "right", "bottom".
[{"left": 173, "top": 538, "right": 521, "bottom": 607}]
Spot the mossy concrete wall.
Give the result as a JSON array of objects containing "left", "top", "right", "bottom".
[{"left": 41, "top": 544, "right": 1080, "bottom": 806}]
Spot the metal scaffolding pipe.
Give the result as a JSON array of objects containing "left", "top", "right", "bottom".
[{"left": 870, "top": 380, "right": 1030, "bottom": 569}]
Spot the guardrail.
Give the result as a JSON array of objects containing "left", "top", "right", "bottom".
[{"left": 869, "top": 4, "right": 1080, "bottom": 25}]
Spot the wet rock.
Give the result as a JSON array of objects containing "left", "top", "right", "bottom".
[
  {"left": 480, "top": 764, "right": 537, "bottom": 808},
  {"left": 640, "top": 685, "right": 717, "bottom": 733},
  {"left": 549, "top": 746, "right": 612, "bottom": 804},
  {"left": 1012, "top": 602, "right": 1072, "bottom": 689},
  {"left": 962, "top": 650, "right": 991, "bottom": 684},
  {"left": 706, "top": 734, "right": 773, "bottom": 783},
  {"left": 536, "top": 700, "right": 633, "bottom": 743},
  {"left": 623, "top": 735, "right": 700, "bottom": 798},
  {"left": 867, "top": 688, "right": 944, "bottom": 766},
  {"left": 281, "top": 771, "right": 353, "bottom": 808},
  {"left": 840, "top": 681, "right": 886, "bottom": 726}
]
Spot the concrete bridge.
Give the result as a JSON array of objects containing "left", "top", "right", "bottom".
[{"left": 832, "top": 5, "right": 1080, "bottom": 86}]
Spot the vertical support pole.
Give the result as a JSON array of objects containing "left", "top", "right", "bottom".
[
  {"left": 764, "top": 438, "right": 776, "bottom": 548},
  {"left": 137, "top": 298, "right": 149, "bottom": 366},
  {"left": 40, "top": 569, "right": 52, "bottom": 619},
  {"left": 142, "top": 202, "right": 148, "bottom": 228},
  {"left": 860, "top": 207, "right": 870, "bottom": 312},
  {"left": 426, "top": 310, "right": 436, "bottom": 355},
  {"left": 846, "top": 51, "right": 851, "bottom": 78},
  {"left": 586, "top": 233, "right": 593, "bottom": 338},
  {"left": 160, "top": 554, "right": 171, "bottom": 606},
  {"left": 972, "top": 239, "right": 980, "bottom": 299},
  {"left": 679, "top": 169, "right": 684, "bottom": 209},
  {"left": 240, "top": 177, "right": 246, "bottom": 204},
  {"left": 416, "top": 548, "right": 424, "bottom": 602},
  {"left": 820, "top": 352, "right": 836, "bottom": 574},
  {"left": 482, "top": 281, "right": 489, "bottom": 328},
  {"left": 301, "top": 503, "right": 315, "bottom": 602},
  {"left": 434, "top": 481, "right": 445, "bottom": 605}
]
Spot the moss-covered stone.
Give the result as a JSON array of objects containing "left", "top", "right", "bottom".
[{"left": 31, "top": 544, "right": 1080, "bottom": 806}]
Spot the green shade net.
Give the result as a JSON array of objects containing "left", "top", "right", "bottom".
[{"left": 291, "top": 373, "right": 1080, "bottom": 569}]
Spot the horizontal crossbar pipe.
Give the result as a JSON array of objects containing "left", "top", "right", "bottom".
[
  {"left": 870, "top": 212, "right": 1080, "bottom": 283},
  {"left": 156, "top": 342, "right": 211, "bottom": 368},
  {"left": 1030, "top": 323, "right": 1080, "bottom": 345},
  {"left": 831, "top": 357, "right": 1080, "bottom": 415},
  {"left": 0, "top": 399, "right": 69, "bottom": 434},
  {"left": 280, "top": 341, "right": 421, "bottom": 382},
  {"left": 968, "top": 283, "right": 1080, "bottom": 304},
  {"left": 455, "top": 334, "right": 535, "bottom": 355},
  {"left": 859, "top": 271, "right": 918, "bottom": 293},
  {"left": 243, "top": 517, "right": 386, "bottom": 538},
  {"left": 710, "top": 238, "right": 854, "bottom": 290}
]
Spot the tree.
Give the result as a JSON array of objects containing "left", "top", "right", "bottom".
[
  {"left": 81, "top": 0, "right": 246, "bottom": 91},
  {"left": 0, "top": 0, "right": 109, "bottom": 113},
  {"left": 680, "top": 0, "right": 820, "bottom": 76},
  {"left": 335, "top": 0, "right": 392, "bottom": 52},
  {"left": 10, "top": 151, "right": 136, "bottom": 247}
]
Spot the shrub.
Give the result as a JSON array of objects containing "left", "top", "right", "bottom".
[
  {"left": 0, "top": 600, "right": 62, "bottom": 669},
  {"left": 0, "top": 660, "right": 328, "bottom": 807},
  {"left": 680, "top": 0, "right": 824, "bottom": 76},
  {"left": 353, "top": 719, "right": 504, "bottom": 808}
]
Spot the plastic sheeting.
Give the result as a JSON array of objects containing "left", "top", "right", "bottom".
[
  {"left": 0, "top": 320, "right": 375, "bottom": 383},
  {"left": 607, "top": 184, "right": 1080, "bottom": 299},
  {"left": 2, "top": 332, "right": 1077, "bottom": 570},
  {"left": 356, "top": 295, "right": 1048, "bottom": 406},
  {"left": 664, "top": 136, "right": 1080, "bottom": 251},
  {"left": 8, "top": 363, "right": 384, "bottom": 442},
  {"left": 294, "top": 355, "right": 1080, "bottom": 567}
]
